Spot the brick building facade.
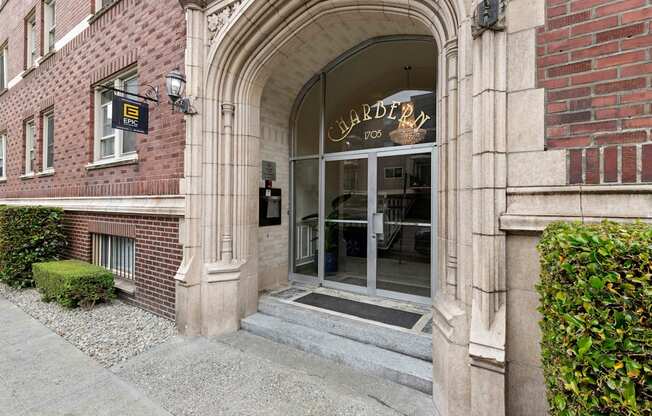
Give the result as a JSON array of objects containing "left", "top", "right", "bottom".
[
  {"left": 0, "top": 0, "right": 185, "bottom": 319},
  {"left": 537, "top": 0, "right": 652, "bottom": 183},
  {"left": 1, "top": 0, "right": 651, "bottom": 414}
]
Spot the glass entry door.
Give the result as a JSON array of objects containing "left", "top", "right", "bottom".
[
  {"left": 321, "top": 148, "right": 433, "bottom": 302},
  {"left": 323, "top": 156, "right": 370, "bottom": 292},
  {"left": 374, "top": 151, "right": 432, "bottom": 301}
]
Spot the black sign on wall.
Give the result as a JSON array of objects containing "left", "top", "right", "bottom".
[{"left": 112, "top": 96, "right": 149, "bottom": 134}]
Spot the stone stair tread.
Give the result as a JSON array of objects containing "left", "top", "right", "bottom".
[
  {"left": 242, "top": 312, "right": 432, "bottom": 394},
  {"left": 259, "top": 295, "right": 432, "bottom": 362}
]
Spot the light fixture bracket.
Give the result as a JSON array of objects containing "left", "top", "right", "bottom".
[
  {"left": 98, "top": 84, "right": 159, "bottom": 106},
  {"left": 472, "top": 0, "right": 506, "bottom": 36}
]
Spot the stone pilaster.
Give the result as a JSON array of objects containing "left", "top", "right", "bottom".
[
  {"left": 175, "top": 2, "right": 206, "bottom": 336},
  {"left": 468, "top": 25, "right": 508, "bottom": 416}
]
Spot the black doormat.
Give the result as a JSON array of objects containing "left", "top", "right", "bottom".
[{"left": 294, "top": 292, "right": 422, "bottom": 329}]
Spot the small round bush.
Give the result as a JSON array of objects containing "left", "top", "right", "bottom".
[{"left": 537, "top": 221, "right": 651, "bottom": 416}]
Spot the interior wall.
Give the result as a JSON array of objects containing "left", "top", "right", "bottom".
[{"left": 257, "top": 82, "right": 293, "bottom": 292}]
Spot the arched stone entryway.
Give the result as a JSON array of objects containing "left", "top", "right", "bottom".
[{"left": 175, "top": 1, "right": 509, "bottom": 415}]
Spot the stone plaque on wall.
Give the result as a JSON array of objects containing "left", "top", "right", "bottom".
[{"left": 262, "top": 160, "right": 276, "bottom": 181}]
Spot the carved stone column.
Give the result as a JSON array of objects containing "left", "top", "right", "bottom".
[
  {"left": 431, "top": 36, "right": 472, "bottom": 416},
  {"left": 175, "top": 0, "right": 207, "bottom": 336},
  {"left": 175, "top": 0, "right": 247, "bottom": 336},
  {"left": 445, "top": 39, "right": 459, "bottom": 299},
  {"left": 468, "top": 25, "right": 508, "bottom": 416}
]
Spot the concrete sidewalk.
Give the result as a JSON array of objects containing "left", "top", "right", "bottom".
[
  {"left": 0, "top": 296, "right": 172, "bottom": 416},
  {"left": 114, "top": 332, "right": 436, "bottom": 416},
  {"left": 1, "top": 294, "right": 435, "bottom": 416}
]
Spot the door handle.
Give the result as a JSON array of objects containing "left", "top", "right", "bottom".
[{"left": 373, "top": 213, "right": 384, "bottom": 237}]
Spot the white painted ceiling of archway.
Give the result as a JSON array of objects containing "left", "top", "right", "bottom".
[{"left": 259, "top": 11, "right": 433, "bottom": 127}]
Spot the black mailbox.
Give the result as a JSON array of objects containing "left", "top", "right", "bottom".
[{"left": 259, "top": 188, "right": 282, "bottom": 226}]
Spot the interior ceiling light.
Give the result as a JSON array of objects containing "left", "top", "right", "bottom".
[{"left": 389, "top": 65, "right": 427, "bottom": 146}]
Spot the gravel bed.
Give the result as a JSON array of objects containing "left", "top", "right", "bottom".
[{"left": 0, "top": 283, "right": 176, "bottom": 367}]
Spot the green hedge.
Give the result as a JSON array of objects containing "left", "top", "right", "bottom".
[
  {"left": 0, "top": 206, "right": 68, "bottom": 288},
  {"left": 33, "top": 260, "right": 115, "bottom": 308},
  {"left": 537, "top": 221, "right": 651, "bottom": 416}
]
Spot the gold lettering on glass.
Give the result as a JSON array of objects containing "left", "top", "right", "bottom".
[
  {"left": 327, "top": 100, "right": 432, "bottom": 145},
  {"left": 362, "top": 104, "right": 373, "bottom": 121},
  {"left": 387, "top": 101, "right": 401, "bottom": 120},
  {"left": 374, "top": 101, "right": 387, "bottom": 119}
]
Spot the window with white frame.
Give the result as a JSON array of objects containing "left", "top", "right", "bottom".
[
  {"left": 94, "top": 72, "right": 138, "bottom": 162},
  {"left": 0, "top": 43, "right": 7, "bottom": 90},
  {"left": 43, "top": 111, "right": 54, "bottom": 171},
  {"left": 0, "top": 134, "right": 6, "bottom": 179},
  {"left": 26, "top": 13, "right": 37, "bottom": 68},
  {"left": 24, "top": 120, "right": 36, "bottom": 174},
  {"left": 91, "top": 234, "right": 135, "bottom": 281},
  {"left": 43, "top": 0, "right": 56, "bottom": 54}
]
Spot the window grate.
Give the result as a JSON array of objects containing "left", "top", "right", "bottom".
[{"left": 91, "top": 233, "right": 135, "bottom": 281}]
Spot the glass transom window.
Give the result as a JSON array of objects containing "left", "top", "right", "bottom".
[{"left": 293, "top": 39, "right": 436, "bottom": 156}]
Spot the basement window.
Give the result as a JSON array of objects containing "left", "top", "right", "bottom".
[{"left": 91, "top": 233, "right": 136, "bottom": 281}]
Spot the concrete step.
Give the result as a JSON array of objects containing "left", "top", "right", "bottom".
[
  {"left": 258, "top": 295, "right": 432, "bottom": 362},
  {"left": 241, "top": 312, "right": 433, "bottom": 394}
]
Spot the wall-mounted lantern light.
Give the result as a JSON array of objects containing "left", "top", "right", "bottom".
[{"left": 166, "top": 69, "right": 196, "bottom": 115}]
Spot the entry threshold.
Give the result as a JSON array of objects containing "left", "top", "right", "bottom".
[{"left": 294, "top": 292, "right": 423, "bottom": 329}]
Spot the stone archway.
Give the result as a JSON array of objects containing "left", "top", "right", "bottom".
[{"left": 175, "top": 1, "right": 509, "bottom": 415}]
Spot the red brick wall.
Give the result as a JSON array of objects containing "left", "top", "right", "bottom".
[
  {"left": 0, "top": 0, "right": 185, "bottom": 198},
  {"left": 63, "top": 211, "right": 181, "bottom": 320},
  {"left": 0, "top": 0, "right": 92, "bottom": 82},
  {"left": 0, "top": 0, "right": 32, "bottom": 78},
  {"left": 54, "top": 0, "right": 93, "bottom": 48},
  {"left": 538, "top": 0, "right": 652, "bottom": 184}
]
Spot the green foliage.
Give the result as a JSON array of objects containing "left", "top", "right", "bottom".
[
  {"left": 536, "top": 221, "right": 652, "bottom": 416},
  {"left": 0, "top": 206, "right": 68, "bottom": 288},
  {"left": 33, "top": 260, "right": 115, "bottom": 308}
]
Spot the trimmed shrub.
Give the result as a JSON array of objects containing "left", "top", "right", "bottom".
[
  {"left": 33, "top": 260, "right": 115, "bottom": 308},
  {"left": 537, "top": 221, "right": 651, "bottom": 416},
  {"left": 0, "top": 206, "right": 67, "bottom": 288}
]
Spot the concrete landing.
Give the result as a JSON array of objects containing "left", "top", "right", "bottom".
[
  {"left": 259, "top": 294, "right": 433, "bottom": 361},
  {"left": 0, "top": 296, "right": 172, "bottom": 416}
]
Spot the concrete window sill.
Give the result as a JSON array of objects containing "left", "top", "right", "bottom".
[
  {"left": 86, "top": 155, "right": 138, "bottom": 170},
  {"left": 114, "top": 277, "right": 136, "bottom": 295},
  {"left": 40, "top": 51, "right": 56, "bottom": 64},
  {"left": 19, "top": 173, "right": 35, "bottom": 180},
  {"left": 36, "top": 169, "right": 55, "bottom": 177},
  {"left": 22, "top": 66, "right": 37, "bottom": 78}
]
